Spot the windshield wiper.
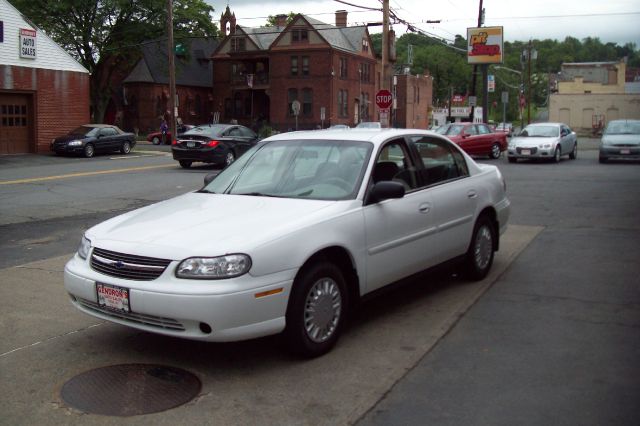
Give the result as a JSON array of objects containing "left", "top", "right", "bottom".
[{"left": 237, "top": 192, "right": 280, "bottom": 197}]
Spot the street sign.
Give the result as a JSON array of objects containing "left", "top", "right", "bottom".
[
  {"left": 375, "top": 90, "right": 393, "bottom": 109},
  {"left": 488, "top": 74, "right": 495, "bottom": 93},
  {"left": 291, "top": 100, "right": 301, "bottom": 116},
  {"left": 501, "top": 91, "right": 509, "bottom": 103},
  {"left": 468, "top": 96, "right": 477, "bottom": 107}
]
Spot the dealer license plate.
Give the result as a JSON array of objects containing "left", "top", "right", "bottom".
[
  {"left": 620, "top": 149, "right": 630, "bottom": 154},
  {"left": 97, "top": 283, "right": 130, "bottom": 312},
  {"left": 187, "top": 141, "right": 196, "bottom": 148},
  {"left": 521, "top": 149, "right": 531, "bottom": 155}
]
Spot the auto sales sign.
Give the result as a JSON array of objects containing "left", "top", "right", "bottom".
[
  {"left": 467, "top": 26, "right": 503, "bottom": 64},
  {"left": 19, "top": 28, "right": 37, "bottom": 59}
]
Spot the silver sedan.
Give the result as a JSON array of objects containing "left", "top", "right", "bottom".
[{"left": 507, "top": 123, "right": 578, "bottom": 163}]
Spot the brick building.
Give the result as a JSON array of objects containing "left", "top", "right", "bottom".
[
  {"left": 212, "top": 8, "right": 377, "bottom": 131},
  {"left": 392, "top": 71, "right": 433, "bottom": 129},
  {"left": 0, "top": 0, "right": 90, "bottom": 154},
  {"left": 122, "top": 38, "right": 218, "bottom": 135}
]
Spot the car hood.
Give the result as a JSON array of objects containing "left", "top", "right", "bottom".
[
  {"left": 86, "top": 192, "right": 349, "bottom": 259},
  {"left": 510, "top": 136, "right": 559, "bottom": 147},
  {"left": 602, "top": 134, "right": 640, "bottom": 146}
]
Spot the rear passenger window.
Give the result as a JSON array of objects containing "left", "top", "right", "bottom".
[{"left": 412, "top": 136, "right": 469, "bottom": 186}]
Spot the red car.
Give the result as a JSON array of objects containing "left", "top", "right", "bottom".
[
  {"left": 146, "top": 123, "right": 195, "bottom": 145},
  {"left": 435, "top": 122, "right": 507, "bottom": 159}
]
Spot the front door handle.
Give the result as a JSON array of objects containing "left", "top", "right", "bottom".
[
  {"left": 467, "top": 190, "right": 477, "bottom": 198},
  {"left": 419, "top": 203, "right": 431, "bottom": 213}
]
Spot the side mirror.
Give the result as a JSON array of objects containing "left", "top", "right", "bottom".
[
  {"left": 367, "top": 181, "right": 405, "bottom": 204},
  {"left": 203, "top": 173, "right": 216, "bottom": 186}
]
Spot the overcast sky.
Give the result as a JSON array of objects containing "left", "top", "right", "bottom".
[{"left": 209, "top": 0, "right": 640, "bottom": 47}]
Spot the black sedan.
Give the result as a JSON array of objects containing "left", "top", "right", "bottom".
[
  {"left": 50, "top": 124, "right": 136, "bottom": 158},
  {"left": 171, "top": 124, "right": 259, "bottom": 168}
]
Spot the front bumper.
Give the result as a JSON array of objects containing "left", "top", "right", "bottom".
[
  {"left": 50, "top": 143, "right": 84, "bottom": 154},
  {"left": 599, "top": 146, "right": 640, "bottom": 161},
  {"left": 64, "top": 253, "right": 294, "bottom": 342},
  {"left": 507, "top": 146, "right": 554, "bottom": 159}
]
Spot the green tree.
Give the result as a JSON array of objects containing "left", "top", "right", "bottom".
[
  {"left": 12, "top": 0, "right": 218, "bottom": 123},
  {"left": 264, "top": 12, "right": 296, "bottom": 27}
]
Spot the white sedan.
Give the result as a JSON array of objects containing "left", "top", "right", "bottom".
[
  {"left": 64, "top": 129, "right": 510, "bottom": 357},
  {"left": 507, "top": 122, "right": 578, "bottom": 163}
]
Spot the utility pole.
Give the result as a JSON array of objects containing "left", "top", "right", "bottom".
[
  {"left": 469, "top": 0, "right": 484, "bottom": 122},
  {"left": 167, "top": 0, "right": 177, "bottom": 142},
  {"left": 382, "top": 0, "right": 390, "bottom": 91}
]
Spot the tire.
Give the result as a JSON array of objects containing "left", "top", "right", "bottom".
[
  {"left": 179, "top": 160, "right": 192, "bottom": 168},
  {"left": 284, "top": 261, "right": 348, "bottom": 358},
  {"left": 151, "top": 136, "right": 160, "bottom": 145},
  {"left": 83, "top": 143, "right": 95, "bottom": 158},
  {"left": 599, "top": 156, "right": 608, "bottom": 164},
  {"left": 463, "top": 215, "right": 496, "bottom": 281},
  {"left": 553, "top": 146, "right": 561, "bottom": 163},
  {"left": 569, "top": 143, "right": 577, "bottom": 160},
  {"left": 489, "top": 143, "right": 501, "bottom": 159},
  {"left": 508, "top": 156, "right": 517, "bottom": 163},
  {"left": 224, "top": 151, "right": 236, "bottom": 167},
  {"left": 120, "top": 141, "right": 131, "bottom": 154}
]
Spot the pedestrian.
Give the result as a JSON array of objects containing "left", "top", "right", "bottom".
[{"left": 160, "top": 119, "right": 169, "bottom": 144}]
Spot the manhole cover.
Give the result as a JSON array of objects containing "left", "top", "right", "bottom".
[{"left": 61, "top": 364, "right": 201, "bottom": 416}]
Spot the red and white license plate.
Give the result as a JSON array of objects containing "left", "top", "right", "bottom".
[
  {"left": 97, "top": 283, "right": 130, "bottom": 312},
  {"left": 521, "top": 149, "right": 531, "bottom": 155},
  {"left": 620, "top": 149, "right": 630, "bottom": 154}
]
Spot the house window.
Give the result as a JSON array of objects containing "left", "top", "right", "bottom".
[
  {"left": 302, "top": 88, "right": 313, "bottom": 116},
  {"left": 362, "top": 38, "right": 369, "bottom": 52},
  {"left": 291, "top": 56, "right": 298, "bottom": 76},
  {"left": 231, "top": 37, "right": 246, "bottom": 52},
  {"left": 292, "top": 29, "right": 308, "bottom": 43},
  {"left": 302, "top": 56, "right": 309, "bottom": 76},
  {"left": 288, "top": 88, "right": 298, "bottom": 116},
  {"left": 338, "top": 89, "right": 348, "bottom": 117},
  {"left": 339, "top": 58, "right": 348, "bottom": 79},
  {"left": 360, "top": 63, "right": 371, "bottom": 83}
]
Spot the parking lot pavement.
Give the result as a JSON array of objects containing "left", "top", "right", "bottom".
[{"left": 0, "top": 225, "right": 540, "bottom": 425}]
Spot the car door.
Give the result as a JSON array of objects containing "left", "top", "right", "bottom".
[
  {"left": 412, "top": 135, "right": 478, "bottom": 263},
  {"left": 457, "top": 124, "right": 480, "bottom": 155},
  {"left": 363, "top": 138, "right": 435, "bottom": 292},
  {"left": 237, "top": 127, "right": 259, "bottom": 155},
  {"left": 475, "top": 124, "right": 494, "bottom": 154},
  {"left": 560, "top": 125, "right": 575, "bottom": 154}
]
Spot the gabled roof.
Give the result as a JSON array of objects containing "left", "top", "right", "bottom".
[{"left": 124, "top": 38, "right": 218, "bottom": 87}]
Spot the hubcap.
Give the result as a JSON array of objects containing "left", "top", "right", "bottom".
[
  {"left": 226, "top": 152, "right": 235, "bottom": 166},
  {"left": 492, "top": 144, "right": 500, "bottom": 158},
  {"left": 303, "top": 277, "right": 342, "bottom": 343},
  {"left": 474, "top": 225, "right": 493, "bottom": 270}
]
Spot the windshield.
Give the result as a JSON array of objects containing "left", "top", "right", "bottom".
[
  {"left": 70, "top": 126, "right": 99, "bottom": 137},
  {"left": 519, "top": 125, "right": 559, "bottom": 137},
  {"left": 604, "top": 121, "right": 640, "bottom": 135},
  {"left": 203, "top": 139, "right": 373, "bottom": 200},
  {"left": 183, "top": 125, "right": 227, "bottom": 138}
]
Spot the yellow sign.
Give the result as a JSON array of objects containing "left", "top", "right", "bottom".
[{"left": 467, "top": 26, "right": 503, "bottom": 64}]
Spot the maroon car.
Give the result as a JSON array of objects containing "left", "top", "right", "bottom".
[
  {"left": 436, "top": 122, "right": 507, "bottom": 159},
  {"left": 147, "top": 123, "right": 195, "bottom": 145}
]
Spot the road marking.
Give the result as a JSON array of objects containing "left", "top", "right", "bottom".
[{"left": 0, "top": 164, "right": 176, "bottom": 185}]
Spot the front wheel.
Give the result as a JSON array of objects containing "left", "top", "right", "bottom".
[
  {"left": 179, "top": 160, "right": 192, "bottom": 168},
  {"left": 508, "top": 156, "right": 517, "bottom": 163},
  {"left": 120, "top": 141, "right": 131, "bottom": 154},
  {"left": 83, "top": 143, "right": 95, "bottom": 158},
  {"left": 489, "top": 143, "right": 501, "bottom": 159},
  {"left": 569, "top": 143, "right": 577, "bottom": 160},
  {"left": 224, "top": 151, "right": 236, "bottom": 168},
  {"left": 284, "top": 261, "right": 348, "bottom": 358},
  {"left": 553, "top": 146, "right": 561, "bottom": 163},
  {"left": 463, "top": 215, "right": 496, "bottom": 281},
  {"left": 151, "top": 136, "right": 160, "bottom": 145}
]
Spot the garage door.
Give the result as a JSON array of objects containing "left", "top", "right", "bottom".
[{"left": 0, "top": 93, "right": 33, "bottom": 154}]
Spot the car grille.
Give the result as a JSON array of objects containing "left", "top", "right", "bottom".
[
  {"left": 90, "top": 248, "right": 172, "bottom": 281},
  {"left": 612, "top": 143, "right": 637, "bottom": 147},
  {"left": 517, "top": 147, "right": 538, "bottom": 154},
  {"left": 76, "top": 298, "right": 185, "bottom": 331}
]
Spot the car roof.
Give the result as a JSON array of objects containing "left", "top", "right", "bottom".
[
  {"left": 262, "top": 128, "right": 445, "bottom": 148},
  {"left": 526, "top": 122, "right": 563, "bottom": 127}
]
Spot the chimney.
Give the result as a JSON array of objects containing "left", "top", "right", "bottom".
[
  {"left": 275, "top": 14, "right": 288, "bottom": 28},
  {"left": 335, "top": 10, "right": 348, "bottom": 27}
]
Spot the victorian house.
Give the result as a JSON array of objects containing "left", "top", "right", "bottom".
[{"left": 212, "top": 8, "right": 378, "bottom": 131}]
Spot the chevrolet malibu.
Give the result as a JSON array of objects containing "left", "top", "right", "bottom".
[{"left": 64, "top": 129, "right": 510, "bottom": 358}]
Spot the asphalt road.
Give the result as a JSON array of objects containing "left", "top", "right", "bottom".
[{"left": 0, "top": 138, "right": 638, "bottom": 425}]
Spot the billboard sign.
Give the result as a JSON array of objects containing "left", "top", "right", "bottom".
[{"left": 467, "top": 26, "right": 503, "bottom": 64}]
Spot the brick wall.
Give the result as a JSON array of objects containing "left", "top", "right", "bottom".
[{"left": 1, "top": 65, "right": 90, "bottom": 153}]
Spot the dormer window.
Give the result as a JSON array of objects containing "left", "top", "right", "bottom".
[
  {"left": 362, "top": 39, "right": 369, "bottom": 52},
  {"left": 231, "top": 37, "right": 246, "bottom": 52},
  {"left": 292, "top": 29, "right": 309, "bottom": 43}
]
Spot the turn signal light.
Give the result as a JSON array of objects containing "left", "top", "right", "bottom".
[{"left": 207, "top": 140, "right": 219, "bottom": 147}]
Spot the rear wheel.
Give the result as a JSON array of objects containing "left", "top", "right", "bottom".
[
  {"left": 463, "top": 215, "right": 496, "bottom": 281},
  {"left": 179, "top": 160, "right": 192, "bottom": 168},
  {"left": 120, "top": 141, "right": 131, "bottom": 154},
  {"left": 284, "top": 261, "right": 348, "bottom": 358},
  {"left": 489, "top": 143, "right": 501, "bottom": 159},
  {"left": 83, "top": 143, "right": 95, "bottom": 158}
]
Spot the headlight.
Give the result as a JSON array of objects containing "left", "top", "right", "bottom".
[
  {"left": 68, "top": 140, "right": 83, "bottom": 146},
  {"left": 176, "top": 254, "right": 252, "bottom": 279},
  {"left": 78, "top": 235, "right": 91, "bottom": 259}
]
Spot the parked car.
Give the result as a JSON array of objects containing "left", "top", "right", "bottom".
[
  {"left": 599, "top": 119, "right": 640, "bottom": 163},
  {"left": 435, "top": 122, "right": 508, "bottom": 159},
  {"left": 508, "top": 123, "right": 577, "bottom": 163},
  {"left": 495, "top": 122, "right": 513, "bottom": 136},
  {"left": 147, "top": 123, "right": 195, "bottom": 145},
  {"left": 64, "top": 128, "right": 510, "bottom": 358},
  {"left": 171, "top": 124, "right": 259, "bottom": 168},
  {"left": 50, "top": 124, "right": 136, "bottom": 158},
  {"left": 328, "top": 124, "right": 350, "bottom": 130},
  {"left": 355, "top": 121, "right": 382, "bottom": 129}
]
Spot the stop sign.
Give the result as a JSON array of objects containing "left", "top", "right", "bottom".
[{"left": 375, "top": 89, "right": 393, "bottom": 109}]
